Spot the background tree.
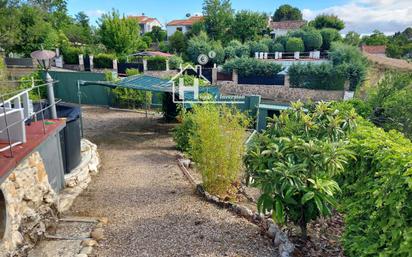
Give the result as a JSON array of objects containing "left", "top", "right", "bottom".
[
  {"left": 203, "top": 0, "right": 234, "bottom": 41},
  {"left": 186, "top": 21, "right": 206, "bottom": 38},
  {"left": 272, "top": 4, "right": 302, "bottom": 21},
  {"left": 344, "top": 31, "right": 361, "bottom": 46},
  {"left": 285, "top": 37, "right": 304, "bottom": 52},
  {"left": 310, "top": 14, "right": 345, "bottom": 31},
  {"left": 168, "top": 31, "right": 186, "bottom": 54},
  {"left": 98, "top": 10, "right": 143, "bottom": 55},
  {"left": 362, "top": 30, "right": 388, "bottom": 45},
  {"left": 231, "top": 10, "right": 267, "bottom": 42},
  {"left": 145, "top": 26, "right": 166, "bottom": 43}
]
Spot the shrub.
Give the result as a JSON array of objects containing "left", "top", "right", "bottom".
[
  {"left": 222, "top": 57, "right": 283, "bottom": 76},
  {"left": 270, "top": 42, "right": 285, "bottom": 52},
  {"left": 146, "top": 56, "right": 166, "bottom": 70},
  {"left": 186, "top": 32, "right": 225, "bottom": 65},
  {"left": 173, "top": 107, "right": 195, "bottom": 153},
  {"left": 125, "top": 68, "right": 140, "bottom": 76},
  {"left": 62, "top": 47, "right": 82, "bottom": 64},
  {"left": 189, "top": 105, "right": 249, "bottom": 197},
  {"left": 94, "top": 53, "right": 115, "bottom": 69},
  {"left": 168, "top": 55, "right": 183, "bottom": 70},
  {"left": 288, "top": 62, "right": 345, "bottom": 90},
  {"left": 225, "top": 40, "right": 250, "bottom": 59},
  {"left": 247, "top": 41, "right": 269, "bottom": 55},
  {"left": 329, "top": 42, "right": 368, "bottom": 90},
  {"left": 302, "top": 29, "right": 323, "bottom": 51},
  {"left": 320, "top": 28, "right": 341, "bottom": 50},
  {"left": 285, "top": 37, "right": 304, "bottom": 52},
  {"left": 338, "top": 119, "right": 412, "bottom": 256},
  {"left": 275, "top": 35, "right": 289, "bottom": 48},
  {"left": 245, "top": 101, "right": 356, "bottom": 238}
]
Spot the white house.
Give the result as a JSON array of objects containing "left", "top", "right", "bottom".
[
  {"left": 269, "top": 20, "right": 306, "bottom": 38},
  {"left": 166, "top": 16, "right": 203, "bottom": 38},
  {"left": 129, "top": 15, "right": 162, "bottom": 35}
]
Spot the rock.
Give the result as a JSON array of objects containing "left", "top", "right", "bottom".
[
  {"left": 267, "top": 223, "right": 279, "bottom": 239},
  {"left": 238, "top": 205, "right": 253, "bottom": 218},
  {"left": 279, "top": 241, "right": 294, "bottom": 257},
  {"left": 81, "top": 239, "right": 98, "bottom": 247},
  {"left": 90, "top": 228, "right": 104, "bottom": 241},
  {"left": 274, "top": 230, "right": 288, "bottom": 245},
  {"left": 76, "top": 254, "right": 88, "bottom": 257},
  {"left": 80, "top": 246, "right": 93, "bottom": 255},
  {"left": 181, "top": 159, "right": 191, "bottom": 168},
  {"left": 98, "top": 217, "right": 109, "bottom": 225}
]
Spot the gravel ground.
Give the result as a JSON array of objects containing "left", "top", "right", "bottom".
[{"left": 66, "top": 106, "right": 277, "bottom": 257}]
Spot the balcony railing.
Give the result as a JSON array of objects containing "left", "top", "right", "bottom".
[
  {"left": 0, "top": 80, "right": 60, "bottom": 156},
  {"left": 255, "top": 51, "right": 328, "bottom": 60}
]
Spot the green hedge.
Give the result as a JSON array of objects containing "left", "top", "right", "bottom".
[
  {"left": 147, "top": 56, "right": 166, "bottom": 70},
  {"left": 94, "top": 53, "right": 115, "bottom": 69},
  {"left": 288, "top": 62, "right": 345, "bottom": 90},
  {"left": 222, "top": 57, "right": 283, "bottom": 76},
  {"left": 338, "top": 120, "right": 412, "bottom": 256},
  {"left": 62, "top": 47, "right": 82, "bottom": 65},
  {"left": 285, "top": 37, "right": 304, "bottom": 52}
]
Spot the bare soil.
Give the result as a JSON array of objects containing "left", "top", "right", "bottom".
[{"left": 66, "top": 106, "right": 277, "bottom": 257}]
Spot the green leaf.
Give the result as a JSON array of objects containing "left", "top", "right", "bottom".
[{"left": 301, "top": 191, "right": 315, "bottom": 204}]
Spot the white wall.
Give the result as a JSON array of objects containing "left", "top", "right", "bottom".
[{"left": 167, "top": 25, "right": 189, "bottom": 38}]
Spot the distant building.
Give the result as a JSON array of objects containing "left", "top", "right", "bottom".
[
  {"left": 269, "top": 20, "right": 306, "bottom": 38},
  {"left": 166, "top": 16, "right": 203, "bottom": 38},
  {"left": 128, "top": 15, "right": 162, "bottom": 35},
  {"left": 361, "top": 45, "right": 387, "bottom": 57}
]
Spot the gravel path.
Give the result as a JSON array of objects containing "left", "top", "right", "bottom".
[{"left": 67, "top": 106, "right": 277, "bottom": 257}]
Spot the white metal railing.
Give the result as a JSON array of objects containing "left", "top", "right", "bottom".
[
  {"left": 0, "top": 80, "right": 60, "bottom": 156},
  {"left": 255, "top": 51, "right": 327, "bottom": 60}
]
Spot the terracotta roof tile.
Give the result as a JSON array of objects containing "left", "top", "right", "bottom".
[
  {"left": 167, "top": 16, "right": 203, "bottom": 26},
  {"left": 129, "top": 15, "right": 160, "bottom": 25},
  {"left": 270, "top": 20, "right": 306, "bottom": 30}
]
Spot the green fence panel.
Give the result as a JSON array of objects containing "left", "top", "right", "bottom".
[{"left": 48, "top": 71, "right": 111, "bottom": 106}]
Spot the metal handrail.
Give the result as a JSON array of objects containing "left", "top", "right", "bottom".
[{"left": 0, "top": 80, "right": 61, "bottom": 157}]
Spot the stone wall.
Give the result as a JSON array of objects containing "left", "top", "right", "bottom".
[
  {"left": 0, "top": 139, "right": 100, "bottom": 257},
  {"left": 218, "top": 80, "right": 344, "bottom": 103}
]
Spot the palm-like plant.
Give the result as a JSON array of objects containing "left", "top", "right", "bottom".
[{"left": 245, "top": 101, "right": 356, "bottom": 238}]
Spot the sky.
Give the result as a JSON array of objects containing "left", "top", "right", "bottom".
[{"left": 67, "top": 0, "right": 412, "bottom": 35}]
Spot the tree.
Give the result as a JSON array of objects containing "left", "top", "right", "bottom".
[
  {"left": 0, "top": 3, "right": 21, "bottom": 53},
  {"left": 344, "top": 31, "right": 361, "bottom": 46},
  {"left": 203, "top": 0, "right": 234, "bottom": 41},
  {"left": 320, "top": 28, "right": 341, "bottom": 50},
  {"left": 362, "top": 30, "right": 388, "bottom": 46},
  {"left": 285, "top": 37, "right": 304, "bottom": 52},
  {"left": 145, "top": 26, "right": 166, "bottom": 43},
  {"left": 186, "top": 31, "right": 224, "bottom": 64},
  {"left": 75, "top": 11, "right": 89, "bottom": 28},
  {"left": 98, "top": 10, "right": 143, "bottom": 55},
  {"left": 272, "top": 4, "right": 302, "bottom": 21},
  {"left": 231, "top": 10, "right": 267, "bottom": 42},
  {"left": 245, "top": 101, "right": 356, "bottom": 238},
  {"left": 186, "top": 21, "right": 206, "bottom": 38},
  {"left": 310, "top": 14, "right": 345, "bottom": 31},
  {"left": 168, "top": 30, "right": 186, "bottom": 54}
]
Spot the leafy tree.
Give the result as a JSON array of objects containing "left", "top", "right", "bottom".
[
  {"left": 186, "top": 21, "right": 206, "bottom": 38},
  {"left": 203, "top": 0, "right": 234, "bottom": 41},
  {"left": 362, "top": 30, "right": 388, "bottom": 45},
  {"left": 168, "top": 30, "right": 186, "bottom": 54},
  {"left": 186, "top": 31, "right": 224, "bottom": 64},
  {"left": 245, "top": 101, "right": 356, "bottom": 238},
  {"left": 310, "top": 14, "right": 345, "bottom": 31},
  {"left": 145, "top": 26, "right": 166, "bottom": 43},
  {"left": 75, "top": 11, "right": 89, "bottom": 28},
  {"left": 0, "top": 3, "right": 21, "bottom": 53},
  {"left": 270, "top": 42, "right": 284, "bottom": 52},
  {"left": 285, "top": 37, "right": 304, "bottom": 52},
  {"left": 344, "top": 31, "right": 361, "bottom": 46},
  {"left": 247, "top": 41, "right": 269, "bottom": 55},
  {"left": 272, "top": 4, "right": 302, "bottom": 21},
  {"left": 98, "top": 10, "right": 143, "bottom": 55},
  {"left": 231, "top": 10, "right": 267, "bottom": 42},
  {"left": 320, "top": 28, "right": 341, "bottom": 50},
  {"left": 224, "top": 40, "right": 249, "bottom": 59}
]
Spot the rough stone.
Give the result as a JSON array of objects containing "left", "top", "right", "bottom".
[
  {"left": 81, "top": 239, "right": 98, "bottom": 247},
  {"left": 80, "top": 246, "right": 94, "bottom": 255},
  {"left": 90, "top": 228, "right": 104, "bottom": 241},
  {"left": 267, "top": 223, "right": 279, "bottom": 239}
]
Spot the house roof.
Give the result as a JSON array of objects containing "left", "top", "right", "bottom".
[
  {"left": 361, "top": 45, "right": 386, "bottom": 54},
  {"left": 167, "top": 16, "right": 203, "bottom": 26},
  {"left": 269, "top": 20, "right": 306, "bottom": 30},
  {"left": 129, "top": 15, "right": 161, "bottom": 25}
]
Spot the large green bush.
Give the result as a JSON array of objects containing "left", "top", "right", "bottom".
[
  {"left": 302, "top": 29, "right": 323, "bottom": 51},
  {"left": 245, "top": 101, "right": 356, "bottom": 237},
  {"left": 62, "top": 47, "right": 82, "bottom": 65},
  {"left": 168, "top": 55, "right": 183, "bottom": 70},
  {"left": 189, "top": 105, "right": 249, "bottom": 197},
  {"left": 270, "top": 42, "right": 285, "bottom": 52},
  {"left": 320, "top": 28, "right": 341, "bottom": 50},
  {"left": 285, "top": 37, "right": 304, "bottom": 52},
  {"left": 146, "top": 56, "right": 167, "bottom": 70},
  {"left": 288, "top": 62, "right": 345, "bottom": 90},
  {"left": 186, "top": 32, "right": 225, "bottom": 65},
  {"left": 222, "top": 57, "right": 283, "bottom": 76},
  {"left": 338, "top": 119, "right": 412, "bottom": 256},
  {"left": 94, "top": 53, "right": 115, "bottom": 69},
  {"left": 247, "top": 41, "right": 269, "bottom": 55},
  {"left": 329, "top": 42, "right": 368, "bottom": 90}
]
